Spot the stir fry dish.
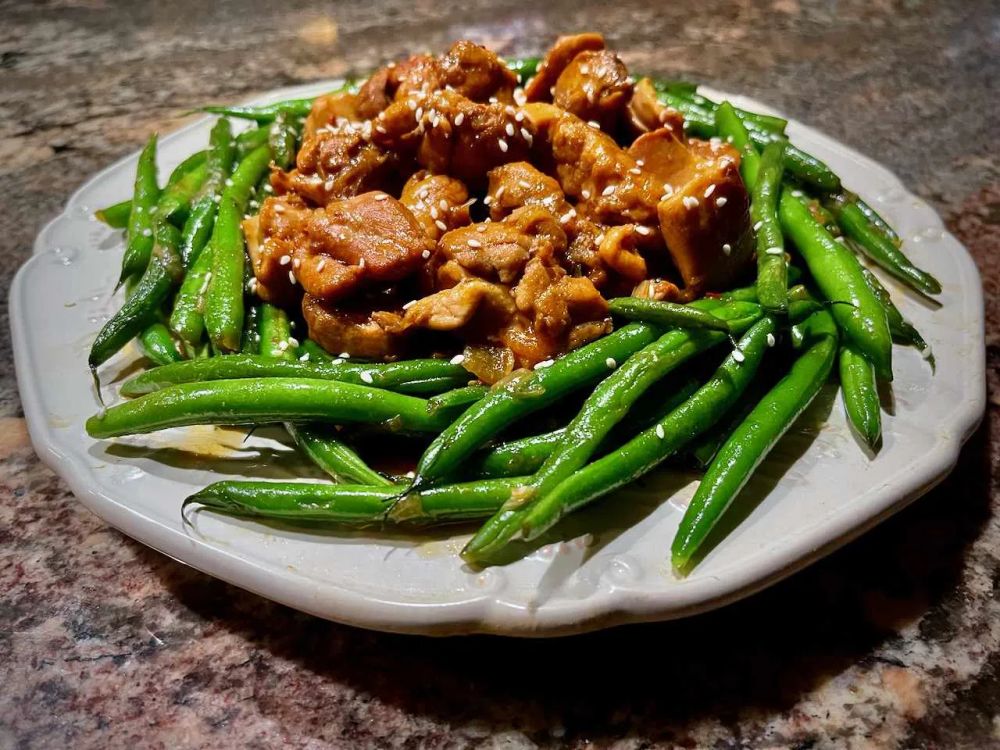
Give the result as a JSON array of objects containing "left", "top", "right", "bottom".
[{"left": 87, "top": 34, "right": 940, "bottom": 573}]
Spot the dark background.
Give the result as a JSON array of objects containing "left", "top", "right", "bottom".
[{"left": 1, "top": 1, "right": 998, "bottom": 747}]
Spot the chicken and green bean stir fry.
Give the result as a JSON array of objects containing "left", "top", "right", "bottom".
[{"left": 88, "top": 34, "right": 938, "bottom": 573}]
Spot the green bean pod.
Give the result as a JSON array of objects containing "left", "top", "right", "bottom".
[
  {"left": 607, "top": 297, "right": 738, "bottom": 332},
  {"left": 118, "top": 134, "right": 160, "bottom": 284},
  {"left": 853, "top": 197, "right": 900, "bottom": 247},
  {"left": 86, "top": 378, "right": 457, "bottom": 439},
  {"left": 751, "top": 141, "right": 788, "bottom": 313},
  {"left": 169, "top": 240, "right": 214, "bottom": 345},
  {"left": 200, "top": 98, "right": 315, "bottom": 123},
  {"left": 283, "top": 423, "right": 392, "bottom": 486},
  {"left": 826, "top": 195, "right": 941, "bottom": 296},
  {"left": 410, "top": 321, "right": 666, "bottom": 490},
  {"left": 89, "top": 222, "right": 184, "bottom": 368},
  {"left": 137, "top": 322, "right": 186, "bottom": 366},
  {"left": 860, "top": 268, "right": 934, "bottom": 368},
  {"left": 240, "top": 303, "right": 261, "bottom": 354},
  {"left": 715, "top": 101, "right": 760, "bottom": 185},
  {"left": 95, "top": 199, "right": 133, "bottom": 229},
  {"left": 205, "top": 145, "right": 272, "bottom": 352},
  {"left": 268, "top": 110, "right": 300, "bottom": 170},
  {"left": 426, "top": 385, "right": 490, "bottom": 416},
  {"left": 671, "top": 311, "right": 838, "bottom": 573},
  {"left": 506, "top": 56, "right": 541, "bottom": 83},
  {"left": 839, "top": 343, "right": 882, "bottom": 450},
  {"left": 463, "top": 317, "right": 780, "bottom": 562},
  {"left": 117, "top": 354, "right": 471, "bottom": 397},
  {"left": 234, "top": 125, "right": 270, "bottom": 159},
  {"left": 186, "top": 477, "right": 522, "bottom": 526},
  {"left": 779, "top": 191, "right": 893, "bottom": 381},
  {"left": 258, "top": 303, "right": 297, "bottom": 360}
]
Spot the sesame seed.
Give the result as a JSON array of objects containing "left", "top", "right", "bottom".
[
  {"left": 766, "top": 333, "right": 776, "bottom": 347},
  {"left": 560, "top": 211, "right": 573, "bottom": 224},
  {"left": 403, "top": 299, "right": 417, "bottom": 310},
  {"left": 483, "top": 195, "right": 493, "bottom": 206},
  {"left": 716, "top": 196, "right": 728, "bottom": 208},
  {"left": 360, "top": 371, "right": 374, "bottom": 384},
  {"left": 497, "top": 138, "right": 508, "bottom": 153},
  {"left": 921, "top": 346, "right": 933, "bottom": 360},
  {"left": 662, "top": 184, "right": 674, "bottom": 197},
  {"left": 581, "top": 189, "right": 591, "bottom": 200},
  {"left": 722, "top": 243, "right": 732, "bottom": 255},
  {"left": 358, "top": 258, "right": 366, "bottom": 268},
  {"left": 454, "top": 112, "right": 465, "bottom": 126},
  {"left": 635, "top": 159, "right": 645, "bottom": 167},
  {"left": 635, "top": 225, "right": 652, "bottom": 236},
  {"left": 753, "top": 221, "right": 764, "bottom": 232},
  {"left": 429, "top": 206, "right": 439, "bottom": 219},
  {"left": 704, "top": 184, "right": 716, "bottom": 198},
  {"left": 317, "top": 259, "right": 326, "bottom": 271},
  {"left": 288, "top": 336, "right": 299, "bottom": 347},
  {"left": 682, "top": 196, "right": 699, "bottom": 209},
  {"left": 514, "top": 88, "right": 527, "bottom": 105},
  {"left": 601, "top": 185, "right": 616, "bottom": 197},
  {"left": 434, "top": 220, "right": 447, "bottom": 232},
  {"left": 732, "top": 348, "right": 746, "bottom": 363},
  {"left": 374, "top": 193, "right": 389, "bottom": 201},
  {"left": 495, "top": 185, "right": 506, "bottom": 198},
  {"left": 517, "top": 179, "right": 531, "bottom": 189},
  {"left": 629, "top": 166, "right": 642, "bottom": 175},
  {"left": 439, "top": 199, "right": 448, "bottom": 211},
  {"left": 415, "top": 107, "right": 423, "bottom": 120},
  {"left": 533, "top": 359, "right": 554, "bottom": 370},
  {"left": 279, "top": 254, "right": 291, "bottom": 266},
  {"left": 605, "top": 357, "right": 617, "bottom": 369},
  {"left": 339, "top": 352, "right": 350, "bottom": 359},
  {"left": 288, "top": 270, "right": 297, "bottom": 284},
  {"left": 765, "top": 247, "right": 784, "bottom": 256},
  {"left": 299, "top": 353, "right": 310, "bottom": 361},
  {"left": 224, "top": 178, "right": 233, "bottom": 187},
  {"left": 467, "top": 238, "right": 482, "bottom": 248},
  {"left": 142, "top": 228, "right": 152, "bottom": 237},
  {"left": 655, "top": 425, "right": 666, "bottom": 439},
  {"left": 422, "top": 248, "right": 432, "bottom": 258},
  {"left": 595, "top": 233, "right": 606, "bottom": 245},
  {"left": 505, "top": 122, "right": 515, "bottom": 137},
  {"left": 277, "top": 340, "right": 289, "bottom": 351},
  {"left": 450, "top": 354, "right": 465, "bottom": 365},
  {"left": 791, "top": 189, "right": 804, "bottom": 198},
  {"left": 587, "top": 120, "right": 601, "bottom": 129},
  {"left": 292, "top": 258, "right": 301, "bottom": 269}
]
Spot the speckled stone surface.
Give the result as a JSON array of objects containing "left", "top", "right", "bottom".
[{"left": 1, "top": 1, "right": 998, "bottom": 747}]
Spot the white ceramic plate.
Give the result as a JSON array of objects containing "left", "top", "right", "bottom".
[{"left": 11, "top": 82, "right": 985, "bottom": 636}]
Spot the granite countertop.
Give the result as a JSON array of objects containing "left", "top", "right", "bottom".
[{"left": 2, "top": 0, "right": 998, "bottom": 747}]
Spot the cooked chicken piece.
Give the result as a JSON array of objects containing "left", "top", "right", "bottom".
[
  {"left": 253, "top": 191, "right": 432, "bottom": 303},
  {"left": 553, "top": 50, "right": 633, "bottom": 132},
  {"left": 356, "top": 54, "right": 443, "bottom": 119},
  {"left": 372, "top": 90, "right": 533, "bottom": 187},
  {"left": 485, "top": 162, "right": 572, "bottom": 221},
  {"left": 304, "top": 91, "right": 361, "bottom": 138},
  {"left": 302, "top": 294, "right": 406, "bottom": 360},
  {"left": 597, "top": 225, "right": 650, "bottom": 284},
  {"left": 524, "top": 32, "right": 606, "bottom": 102},
  {"left": 632, "top": 278, "right": 684, "bottom": 302},
  {"left": 630, "top": 127, "right": 741, "bottom": 196},
  {"left": 400, "top": 171, "right": 471, "bottom": 241},
  {"left": 657, "top": 155, "right": 754, "bottom": 292},
  {"left": 401, "top": 278, "right": 517, "bottom": 332},
  {"left": 271, "top": 127, "right": 399, "bottom": 206},
  {"left": 547, "top": 112, "right": 662, "bottom": 225},
  {"left": 440, "top": 40, "right": 519, "bottom": 103},
  {"left": 245, "top": 195, "right": 308, "bottom": 306},
  {"left": 565, "top": 219, "right": 609, "bottom": 288},
  {"left": 534, "top": 275, "right": 609, "bottom": 339},
  {"left": 627, "top": 78, "right": 686, "bottom": 135}
]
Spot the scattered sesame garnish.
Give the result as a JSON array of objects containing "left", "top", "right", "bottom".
[
  {"left": 605, "top": 357, "right": 617, "bottom": 369},
  {"left": 288, "top": 270, "right": 297, "bottom": 285},
  {"left": 439, "top": 199, "right": 448, "bottom": 211},
  {"left": 454, "top": 112, "right": 465, "bottom": 126},
  {"left": 635, "top": 225, "right": 652, "bottom": 236},
  {"left": 505, "top": 122, "right": 515, "bottom": 137},
  {"left": 403, "top": 299, "right": 417, "bottom": 310},
  {"left": 765, "top": 247, "right": 784, "bottom": 255},
  {"left": 450, "top": 354, "right": 466, "bottom": 365},
  {"left": 533, "top": 359, "right": 554, "bottom": 370},
  {"left": 467, "top": 238, "right": 482, "bottom": 248},
  {"left": 601, "top": 185, "right": 616, "bottom": 197},
  {"left": 655, "top": 425, "right": 666, "bottom": 439},
  {"left": 722, "top": 243, "right": 732, "bottom": 255},
  {"left": 716, "top": 196, "right": 728, "bottom": 208},
  {"left": 292, "top": 258, "right": 301, "bottom": 269},
  {"left": 753, "top": 220, "right": 764, "bottom": 231},
  {"left": 422, "top": 248, "right": 432, "bottom": 259},
  {"left": 635, "top": 159, "right": 645, "bottom": 167},
  {"left": 476, "top": 224, "right": 487, "bottom": 233},
  {"left": 682, "top": 196, "right": 699, "bottom": 209},
  {"left": 587, "top": 120, "right": 601, "bottom": 130},
  {"left": 629, "top": 166, "right": 641, "bottom": 175},
  {"left": 497, "top": 138, "right": 508, "bottom": 153},
  {"left": 766, "top": 333, "right": 776, "bottom": 347},
  {"left": 374, "top": 193, "right": 389, "bottom": 201},
  {"left": 732, "top": 348, "right": 745, "bottom": 363},
  {"left": 581, "top": 189, "right": 591, "bottom": 200},
  {"left": 791, "top": 189, "right": 804, "bottom": 198},
  {"left": 316, "top": 259, "right": 326, "bottom": 272},
  {"left": 360, "top": 371, "right": 374, "bottom": 384},
  {"left": 141, "top": 228, "right": 152, "bottom": 237},
  {"left": 277, "top": 340, "right": 289, "bottom": 352},
  {"left": 434, "top": 220, "right": 447, "bottom": 232},
  {"left": 483, "top": 195, "right": 493, "bottom": 206},
  {"left": 279, "top": 254, "right": 291, "bottom": 266},
  {"left": 704, "top": 184, "right": 716, "bottom": 198},
  {"left": 299, "top": 353, "right": 310, "bottom": 362},
  {"left": 429, "top": 206, "right": 439, "bottom": 219},
  {"left": 517, "top": 179, "right": 531, "bottom": 189}
]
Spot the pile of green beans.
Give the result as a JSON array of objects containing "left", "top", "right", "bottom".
[{"left": 88, "top": 56, "right": 940, "bottom": 577}]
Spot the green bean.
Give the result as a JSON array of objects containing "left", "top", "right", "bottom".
[
  {"left": 607, "top": 297, "right": 738, "bottom": 332},
  {"left": 234, "top": 126, "right": 270, "bottom": 159},
  {"left": 751, "top": 141, "right": 788, "bottom": 313},
  {"left": 200, "top": 98, "right": 315, "bottom": 123},
  {"left": 185, "top": 477, "right": 523, "bottom": 526},
  {"left": 169, "top": 239, "right": 214, "bottom": 345},
  {"left": 258, "top": 303, "right": 297, "bottom": 360},
  {"left": 155, "top": 160, "right": 208, "bottom": 225},
  {"left": 715, "top": 101, "right": 760, "bottom": 185},
  {"left": 860, "top": 268, "right": 934, "bottom": 368},
  {"left": 118, "top": 354, "right": 471, "bottom": 397},
  {"left": 409, "top": 321, "right": 667, "bottom": 490},
  {"left": 826, "top": 194, "right": 941, "bottom": 296},
  {"left": 464, "top": 302, "right": 762, "bottom": 559},
  {"left": 268, "top": 110, "right": 300, "bottom": 170},
  {"left": 284, "top": 422, "right": 392, "bottom": 487},
  {"left": 95, "top": 199, "right": 133, "bottom": 229},
  {"left": 299, "top": 338, "right": 333, "bottom": 363},
  {"left": 779, "top": 191, "right": 893, "bottom": 381},
  {"left": 86, "top": 378, "right": 457, "bottom": 439},
  {"left": 464, "top": 317, "right": 779, "bottom": 562},
  {"left": 137, "top": 322, "right": 185, "bottom": 366},
  {"left": 427, "top": 385, "right": 490, "bottom": 416},
  {"left": 240, "top": 303, "right": 261, "bottom": 354},
  {"left": 654, "top": 87, "right": 787, "bottom": 135},
  {"left": 89, "top": 222, "right": 184, "bottom": 369},
  {"left": 854, "top": 197, "right": 900, "bottom": 246},
  {"left": 506, "top": 56, "right": 540, "bottom": 83},
  {"left": 671, "top": 311, "right": 837, "bottom": 573},
  {"left": 471, "top": 377, "right": 700, "bottom": 479},
  {"left": 205, "top": 145, "right": 272, "bottom": 352},
  {"left": 839, "top": 343, "right": 881, "bottom": 449},
  {"left": 118, "top": 134, "right": 160, "bottom": 284}
]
